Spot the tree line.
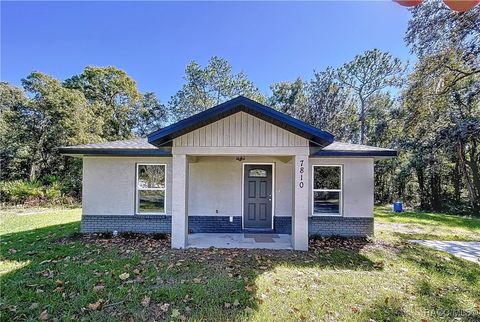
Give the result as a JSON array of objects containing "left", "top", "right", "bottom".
[{"left": 1, "top": 2, "right": 479, "bottom": 214}]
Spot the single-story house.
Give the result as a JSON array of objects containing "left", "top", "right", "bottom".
[{"left": 60, "top": 96, "right": 396, "bottom": 251}]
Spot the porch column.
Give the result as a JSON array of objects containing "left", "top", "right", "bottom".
[
  {"left": 172, "top": 154, "right": 188, "bottom": 249},
  {"left": 292, "top": 154, "right": 309, "bottom": 251}
]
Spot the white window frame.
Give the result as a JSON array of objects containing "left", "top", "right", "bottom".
[
  {"left": 135, "top": 163, "right": 167, "bottom": 215},
  {"left": 312, "top": 165, "right": 343, "bottom": 216}
]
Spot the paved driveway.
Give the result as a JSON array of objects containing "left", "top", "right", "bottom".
[{"left": 411, "top": 240, "right": 480, "bottom": 263}]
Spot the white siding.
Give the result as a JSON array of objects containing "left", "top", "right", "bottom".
[
  {"left": 188, "top": 156, "right": 293, "bottom": 217},
  {"left": 173, "top": 112, "right": 308, "bottom": 148},
  {"left": 309, "top": 158, "right": 374, "bottom": 218},
  {"left": 82, "top": 157, "right": 172, "bottom": 216}
]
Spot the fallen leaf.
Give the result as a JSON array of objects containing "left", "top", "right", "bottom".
[
  {"left": 233, "top": 300, "right": 240, "bottom": 306},
  {"left": 119, "top": 273, "right": 130, "bottom": 280},
  {"left": 224, "top": 302, "right": 231, "bottom": 308},
  {"left": 159, "top": 303, "right": 170, "bottom": 312},
  {"left": 88, "top": 299, "right": 104, "bottom": 311},
  {"left": 29, "top": 303, "right": 39, "bottom": 310},
  {"left": 192, "top": 278, "right": 202, "bottom": 283},
  {"left": 7, "top": 305, "right": 16, "bottom": 312},
  {"left": 351, "top": 306, "right": 360, "bottom": 313},
  {"left": 141, "top": 296, "right": 150, "bottom": 307},
  {"left": 93, "top": 285, "right": 105, "bottom": 292},
  {"left": 55, "top": 280, "right": 63, "bottom": 286},
  {"left": 39, "top": 310, "right": 48, "bottom": 320}
]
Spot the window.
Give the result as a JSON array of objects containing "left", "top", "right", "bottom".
[
  {"left": 249, "top": 169, "right": 267, "bottom": 177},
  {"left": 313, "top": 165, "right": 342, "bottom": 215},
  {"left": 136, "top": 164, "right": 166, "bottom": 214}
]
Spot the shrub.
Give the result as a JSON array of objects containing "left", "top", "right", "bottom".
[
  {"left": 0, "top": 179, "right": 77, "bottom": 206},
  {"left": 0, "top": 180, "right": 43, "bottom": 204}
]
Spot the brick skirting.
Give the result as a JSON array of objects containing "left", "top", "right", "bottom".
[
  {"left": 80, "top": 215, "right": 373, "bottom": 237},
  {"left": 80, "top": 215, "right": 171, "bottom": 233},
  {"left": 188, "top": 216, "right": 243, "bottom": 233},
  {"left": 308, "top": 216, "right": 374, "bottom": 237}
]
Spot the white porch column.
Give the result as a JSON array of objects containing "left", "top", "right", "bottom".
[
  {"left": 172, "top": 154, "right": 188, "bottom": 249},
  {"left": 292, "top": 155, "right": 309, "bottom": 251}
]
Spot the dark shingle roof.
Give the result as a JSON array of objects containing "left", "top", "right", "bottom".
[
  {"left": 311, "top": 142, "right": 397, "bottom": 157},
  {"left": 60, "top": 139, "right": 396, "bottom": 158},
  {"left": 59, "top": 139, "right": 171, "bottom": 156}
]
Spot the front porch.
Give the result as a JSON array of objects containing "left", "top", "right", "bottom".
[
  {"left": 171, "top": 153, "right": 309, "bottom": 251},
  {"left": 187, "top": 233, "right": 293, "bottom": 249}
]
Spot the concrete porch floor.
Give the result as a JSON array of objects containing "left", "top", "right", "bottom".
[{"left": 187, "top": 233, "right": 293, "bottom": 250}]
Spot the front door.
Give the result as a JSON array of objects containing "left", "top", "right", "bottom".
[{"left": 244, "top": 164, "right": 273, "bottom": 229}]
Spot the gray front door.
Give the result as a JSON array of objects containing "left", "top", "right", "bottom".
[{"left": 244, "top": 164, "right": 273, "bottom": 229}]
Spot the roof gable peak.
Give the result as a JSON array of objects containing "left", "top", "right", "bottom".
[{"left": 147, "top": 96, "right": 334, "bottom": 147}]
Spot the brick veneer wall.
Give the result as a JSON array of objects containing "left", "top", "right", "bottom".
[
  {"left": 80, "top": 215, "right": 373, "bottom": 237},
  {"left": 308, "top": 217, "right": 374, "bottom": 237}
]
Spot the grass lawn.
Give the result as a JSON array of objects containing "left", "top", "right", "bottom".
[{"left": 1, "top": 207, "right": 479, "bottom": 321}]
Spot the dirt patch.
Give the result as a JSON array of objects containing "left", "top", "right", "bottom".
[{"left": 375, "top": 222, "right": 427, "bottom": 234}]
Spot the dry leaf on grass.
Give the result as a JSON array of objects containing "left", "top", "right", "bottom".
[
  {"left": 93, "top": 285, "right": 105, "bottom": 292},
  {"left": 88, "top": 299, "right": 104, "bottom": 311},
  {"left": 159, "top": 303, "right": 170, "bottom": 312},
  {"left": 39, "top": 310, "right": 48, "bottom": 320},
  {"left": 141, "top": 296, "right": 150, "bottom": 307},
  {"left": 119, "top": 273, "right": 130, "bottom": 280}
]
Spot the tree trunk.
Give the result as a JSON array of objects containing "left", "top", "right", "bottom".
[
  {"left": 430, "top": 169, "right": 442, "bottom": 211},
  {"left": 416, "top": 166, "right": 427, "bottom": 209},
  {"left": 453, "top": 160, "right": 461, "bottom": 202},
  {"left": 457, "top": 142, "right": 479, "bottom": 213},
  {"left": 359, "top": 97, "right": 366, "bottom": 145}
]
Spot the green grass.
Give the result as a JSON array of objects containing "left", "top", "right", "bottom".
[
  {"left": 1, "top": 207, "right": 479, "bottom": 321},
  {"left": 375, "top": 206, "right": 480, "bottom": 241}
]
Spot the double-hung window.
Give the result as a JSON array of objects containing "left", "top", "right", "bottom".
[
  {"left": 312, "top": 165, "right": 342, "bottom": 216},
  {"left": 136, "top": 164, "right": 166, "bottom": 214}
]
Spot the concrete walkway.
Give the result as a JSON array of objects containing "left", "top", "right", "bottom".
[
  {"left": 188, "top": 233, "right": 292, "bottom": 250},
  {"left": 411, "top": 240, "right": 480, "bottom": 263}
]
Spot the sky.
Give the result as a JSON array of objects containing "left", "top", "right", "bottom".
[{"left": 1, "top": 1, "right": 413, "bottom": 102}]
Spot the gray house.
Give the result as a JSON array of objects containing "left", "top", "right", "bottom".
[{"left": 61, "top": 96, "right": 396, "bottom": 251}]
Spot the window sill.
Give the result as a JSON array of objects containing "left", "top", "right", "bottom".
[
  {"left": 312, "top": 213, "right": 342, "bottom": 217},
  {"left": 135, "top": 213, "right": 169, "bottom": 216}
]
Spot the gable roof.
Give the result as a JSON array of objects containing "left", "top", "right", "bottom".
[{"left": 147, "top": 96, "right": 335, "bottom": 147}]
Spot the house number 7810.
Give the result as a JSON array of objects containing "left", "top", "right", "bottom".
[{"left": 299, "top": 159, "right": 304, "bottom": 188}]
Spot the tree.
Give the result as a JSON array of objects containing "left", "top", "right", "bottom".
[
  {"left": 64, "top": 66, "right": 142, "bottom": 140},
  {"left": 0, "top": 82, "right": 31, "bottom": 180},
  {"left": 338, "top": 49, "right": 406, "bottom": 144},
  {"left": 169, "top": 57, "right": 264, "bottom": 120},
  {"left": 0, "top": 73, "right": 102, "bottom": 190},
  {"left": 134, "top": 92, "right": 168, "bottom": 137},
  {"left": 406, "top": 1, "right": 480, "bottom": 58},
  {"left": 305, "top": 68, "right": 358, "bottom": 142},
  {"left": 269, "top": 78, "right": 307, "bottom": 118},
  {"left": 402, "top": 48, "right": 480, "bottom": 212}
]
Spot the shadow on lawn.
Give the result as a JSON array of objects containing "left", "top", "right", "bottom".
[
  {"left": 399, "top": 243, "right": 480, "bottom": 321},
  {"left": 0, "top": 222, "right": 378, "bottom": 321}
]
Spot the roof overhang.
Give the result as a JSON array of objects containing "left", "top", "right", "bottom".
[
  {"left": 147, "top": 96, "right": 335, "bottom": 147},
  {"left": 58, "top": 147, "right": 172, "bottom": 157}
]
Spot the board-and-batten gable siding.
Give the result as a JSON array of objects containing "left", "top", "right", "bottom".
[{"left": 173, "top": 112, "right": 309, "bottom": 147}]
